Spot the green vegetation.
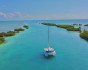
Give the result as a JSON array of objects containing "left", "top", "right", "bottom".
[
  {"left": 23, "top": 25, "right": 29, "bottom": 29},
  {"left": 79, "top": 24, "right": 82, "bottom": 26},
  {"left": 66, "top": 27, "right": 81, "bottom": 31},
  {"left": 79, "top": 24, "right": 82, "bottom": 28},
  {"left": 0, "top": 31, "right": 17, "bottom": 44},
  {"left": 5, "top": 31, "right": 16, "bottom": 37},
  {"left": 0, "top": 32, "right": 6, "bottom": 37},
  {"left": 42, "top": 23, "right": 56, "bottom": 26},
  {"left": 42, "top": 23, "right": 88, "bottom": 41},
  {"left": 15, "top": 31, "right": 20, "bottom": 33},
  {"left": 42, "top": 23, "right": 81, "bottom": 32},
  {"left": 0, "top": 25, "right": 29, "bottom": 45},
  {"left": 14, "top": 28, "right": 25, "bottom": 31},
  {"left": 84, "top": 24, "right": 88, "bottom": 26},
  {"left": 0, "top": 31, "right": 18, "bottom": 37},
  {"left": 56, "top": 25, "right": 73, "bottom": 28},
  {"left": 56, "top": 24, "right": 81, "bottom": 31},
  {"left": 0, "top": 37, "right": 5, "bottom": 44},
  {"left": 80, "top": 31, "right": 88, "bottom": 41},
  {"left": 73, "top": 24, "right": 78, "bottom": 26}
]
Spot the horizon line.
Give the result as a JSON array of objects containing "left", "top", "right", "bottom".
[{"left": 1, "top": 19, "right": 88, "bottom": 22}]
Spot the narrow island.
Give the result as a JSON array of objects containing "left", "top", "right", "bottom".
[
  {"left": 79, "top": 24, "right": 82, "bottom": 26},
  {"left": 23, "top": 25, "right": 29, "bottom": 29},
  {"left": 42, "top": 23, "right": 88, "bottom": 41},
  {"left": 0, "top": 37, "right": 5, "bottom": 44},
  {"left": 80, "top": 30, "right": 88, "bottom": 41},
  {"left": 73, "top": 24, "right": 78, "bottom": 26},
  {"left": 0, "top": 25, "right": 29, "bottom": 44},
  {"left": 84, "top": 24, "right": 88, "bottom": 26},
  {"left": 42, "top": 23, "right": 56, "bottom": 26},
  {"left": 56, "top": 25, "right": 81, "bottom": 31},
  {"left": 42, "top": 23, "right": 81, "bottom": 31}
]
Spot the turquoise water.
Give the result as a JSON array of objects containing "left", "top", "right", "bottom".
[{"left": 0, "top": 20, "right": 88, "bottom": 70}]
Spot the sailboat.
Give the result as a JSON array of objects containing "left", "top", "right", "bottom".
[{"left": 44, "top": 26, "right": 56, "bottom": 56}]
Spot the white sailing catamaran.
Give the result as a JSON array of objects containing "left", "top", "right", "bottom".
[{"left": 44, "top": 26, "right": 56, "bottom": 56}]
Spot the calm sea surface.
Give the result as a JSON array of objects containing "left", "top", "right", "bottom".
[{"left": 0, "top": 20, "right": 88, "bottom": 70}]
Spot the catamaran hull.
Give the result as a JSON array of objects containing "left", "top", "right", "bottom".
[{"left": 44, "top": 51, "right": 56, "bottom": 57}]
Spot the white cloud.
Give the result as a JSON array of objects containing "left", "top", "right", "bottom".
[
  {"left": 0, "top": 12, "right": 72, "bottom": 20},
  {"left": 0, "top": 12, "right": 23, "bottom": 19},
  {"left": 0, "top": 11, "right": 34, "bottom": 20},
  {"left": 0, "top": 12, "right": 7, "bottom": 18},
  {"left": 0, "top": 11, "right": 88, "bottom": 21},
  {"left": 14, "top": 12, "right": 23, "bottom": 17}
]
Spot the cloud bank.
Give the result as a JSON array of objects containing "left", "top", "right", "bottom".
[
  {"left": 0, "top": 12, "right": 23, "bottom": 19},
  {"left": 0, "top": 12, "right": 44, "bottom": 20},
  {"left": 0, "top": 11, "right": 88, "bottom": 21}
]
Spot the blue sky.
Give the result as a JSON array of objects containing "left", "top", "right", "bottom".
[{"left": 0, "top": 0, "right": 88, "bottom": 20}]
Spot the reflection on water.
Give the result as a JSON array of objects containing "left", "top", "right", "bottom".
[
  {"left": 41, "top": 52, "right": 55, "bottom": 60},
  {"left": 44, "top": 55, "right": 55, "bottom": 60}
]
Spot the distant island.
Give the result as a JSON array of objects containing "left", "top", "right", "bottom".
[
  {"left": 80, "top": 31, "right": 88, "bottom": 41},
  {"left": 84, "top": 24, "right": 88, "bottom": 26},
  {"left": 42, "top": 23, "right": 88, "bottom": 41},
  {"left": 42, "top": 23, "right": 81, "bottom": 31},
  {"left": 23, "top": 25, "right": 29, "bottom": 29},
  {"left": 0, "top": 25, "right": 29, "bottom": 44}
]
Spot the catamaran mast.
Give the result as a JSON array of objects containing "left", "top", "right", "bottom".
[{"left": 48, "top": 26, "right": 49, "bottom": 47}]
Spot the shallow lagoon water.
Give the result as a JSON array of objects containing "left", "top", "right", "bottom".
[{"left": 0, "top": 20, "right": 88, "bottom": 70}]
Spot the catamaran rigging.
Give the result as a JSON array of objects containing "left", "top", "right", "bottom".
[{"left": 44, "top": 26, "right": 56, "bottom": 56}]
